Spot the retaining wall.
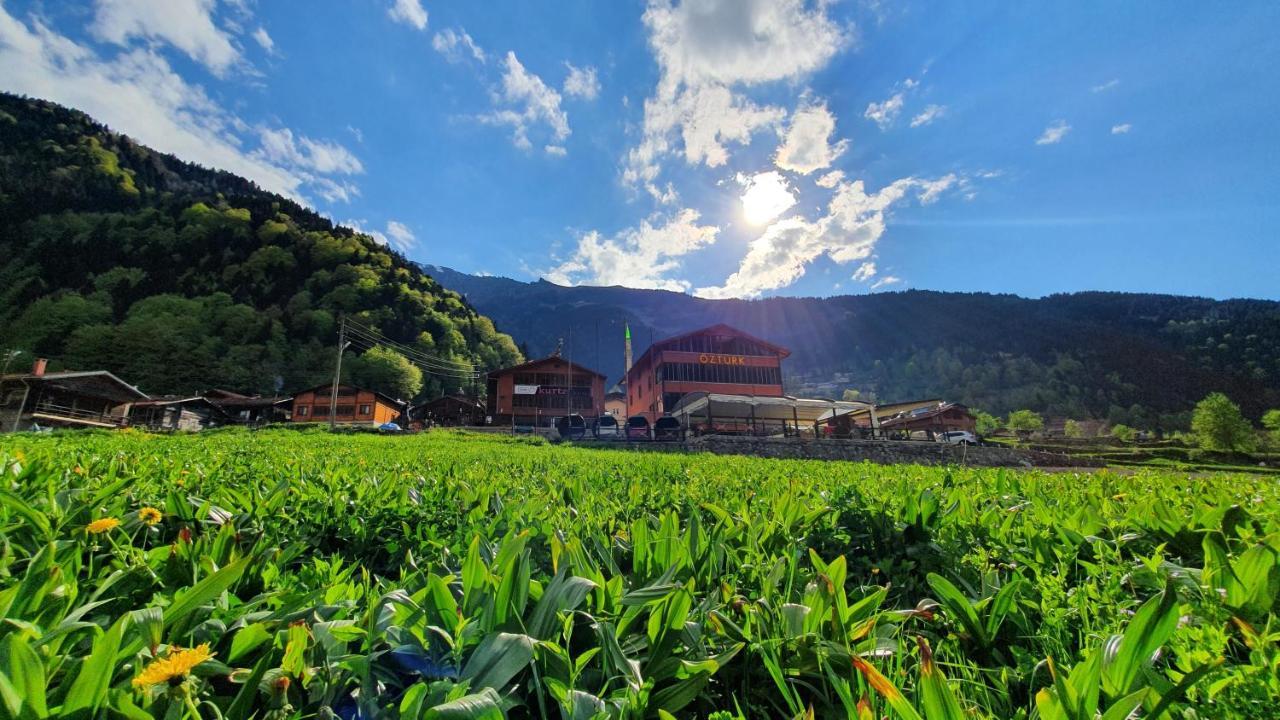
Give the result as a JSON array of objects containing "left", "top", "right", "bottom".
[{"left": 570, "top": 435, "right": 1101, "bottom": 468}]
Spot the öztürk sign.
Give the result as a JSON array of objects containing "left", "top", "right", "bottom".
[{"left": 698, "top": 353, "right": 746, "bottom": 366}]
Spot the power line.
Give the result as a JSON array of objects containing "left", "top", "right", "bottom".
[
  {"left": 340, "top": 321, "right": 483, "bottom": 380},
  {"left": 343, "top": 318, "right": 479, "bottom": 374}
]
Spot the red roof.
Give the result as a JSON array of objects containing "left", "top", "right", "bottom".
[{"left": 487, "top": 355, "right": 606, "bottom": 379}]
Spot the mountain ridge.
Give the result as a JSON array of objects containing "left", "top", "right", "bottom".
[{"left": 426, "top": 265, "right": 1280, "bottom": 426}]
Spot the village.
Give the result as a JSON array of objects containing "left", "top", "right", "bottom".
[{"left": 0, "top": 323, "right": 981, "bottom": 444}]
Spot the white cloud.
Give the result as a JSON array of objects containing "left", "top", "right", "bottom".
[
  {"left": 544, "top": 209, "right": 719, "bottom": 291},
  {"left": 775, "top": 101, "right": 847, "bottom": 175},
  {"left": 0, "top": 8, "right": 361, "bottom": 205},
  {"left": 385, "top": 220, "right": 417, "bottom": 251},
  {"left": 852, "top": 261, "right": 876, "bottom": 282},
  {"left": 698, "top": 174, "right": 953, "bottom": 298},
  {"left": 388, "top": 0, "right": 428, "bottom": 30},
  {"left": 739, "top": 171, "right": 797, "bottom": 225},
  {"left": 916, "top": 173, "right": 957, "bottom": 205},
  {"left": 1035, "top": 120, "right": 1071, "bottom": 145},
  {"left": 312, "top": 178, "right": 360, "bottom": 203},
  {"left": 624, "top": 0, "right": 848, "bottom": 200},
  {"left": 871, "top": 275, "right": 901, "bottom": 289},
  {"left": 482, "top": 51, "right": 569, "bottom": 151},
  {"left": 1111, "top": 123, "right": 1132, "bottom": 135},
  {"left": 256, "top": 127, "right": 364, "bottom": 175},
  {"left": 563, "top": 62, "right": 600, "bottom": 100},
  {"left": 864, "top": 92, "right": 904, "bottom": 130},
  {"left": 1091, "top": 78, "right": 1119, "bottom": 93},
  {"left": 251, "top": 27, "right": 274, "bottom": 54},
  {"left": 545, "top": 144, "right": 567, "bottom": 156},
  {"left": 909, "top": 103, "right": 946, "bottom": 127},
  {"left": 432, "top": 28, "right": 484, "bottom": 63},
  {"left": 815, "top": 169, "right": 844, "bottom": 188},
  {"left": 346, "top": 219, "right": 416, "bottom": 252},
  {"left": 90, "top": 0, "right": 239, "bottom": 76}
]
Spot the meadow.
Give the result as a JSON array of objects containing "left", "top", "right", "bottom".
[{"left": 0, "top": 429, "right": 1276, "bottom": 719}]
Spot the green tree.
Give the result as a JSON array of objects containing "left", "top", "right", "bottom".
[
  {"left": 841, "top": 388, "right": 862, "bottom": 402},
  {"left": 1006, "top": 410, "right": 1044, "bottom": 439},
  {"left": 1190, "top": 392, "right": 1256, "bottom": 452},
  {"left": 1264, "top": 409, "right": 1280, "bottom": 447},
  {"left": 973, "top": 410, "right": 1001, "bottom": 436},
  {"left": 1110, "top": 423, "right": 1136, "bottom": 442},
  {"left": 1063, "top": 419, "right": 1084, "bottom": 438},
  {"left": 347, "top": 346, "right": 423, "bottom": 400}
]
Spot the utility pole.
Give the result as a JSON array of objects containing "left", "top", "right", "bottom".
[{"left": 329, "top": 317, "right": 351, "bottom": 431}]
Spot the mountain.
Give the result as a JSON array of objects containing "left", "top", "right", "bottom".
[
  {"left": 427, "top": 266, "right": 1280, "bottom": 426},
  {"left": 0, "top": 93, "right": 521, "bottom": 399}
]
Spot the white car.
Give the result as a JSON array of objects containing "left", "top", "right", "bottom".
[{"left": 938, "top": 430, "right": 978, "bottom": 445}]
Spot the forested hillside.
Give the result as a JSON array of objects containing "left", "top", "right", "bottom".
[
  {"left": 429, "top": 267, "right": 1280, "bottom": 427},
  {"left": 0, "top": 94, "right": 521, "bottom": 399}
]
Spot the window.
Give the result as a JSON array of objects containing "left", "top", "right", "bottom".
[
  {"left": 313, "top": 405, "right": 329, "bottom": 417},
  {"left": 296, "top": 406, "right": 310, "bottom": 417},
  {"left": 358, "top": 404, "right": 372, "bottom": 416},
  {"left": 336, "top": 405, "right": 354, "bottom": 416}
]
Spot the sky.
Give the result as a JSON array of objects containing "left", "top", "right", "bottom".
[{"left": 1, "top": 0, "right": 1277, "bottom": 300}]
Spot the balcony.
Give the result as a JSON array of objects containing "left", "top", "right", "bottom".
[{"left": 30, "top": 401, "right": 129, "bottom": 428}]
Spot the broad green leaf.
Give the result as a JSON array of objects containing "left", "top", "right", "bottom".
[
  {"left": 0, "top": 634, "right": 47, "bottom": 719},
  {"left": 461, "top": 632, "right": 534, "bottom": 691}
]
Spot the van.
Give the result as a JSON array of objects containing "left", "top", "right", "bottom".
[
  {"left": 554, "top": 414, "right": 587, "bottom": 441},
  {"left": 594, "top": 414, "right": 620, "bottom": 439},
  {"left": 653, "top": 416, "right": 683, "bottom": 442}
]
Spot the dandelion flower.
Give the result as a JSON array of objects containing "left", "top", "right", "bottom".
[
  {"left": 138, "top": 507, "right": 163, "bottom": 526},
  {"left": 86, "top": 518, "right": 121, "bottom": 534},
  {"left": 132, "top": 644, "right": 215, "bottom": 689}
]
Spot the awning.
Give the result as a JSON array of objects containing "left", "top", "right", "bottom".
[{"left": 669, "top": 392, "right": 872, "bottom": 423}]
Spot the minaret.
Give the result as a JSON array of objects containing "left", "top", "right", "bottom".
[{"left": 624, "top": 322, "right": 633, "bottom": 373}]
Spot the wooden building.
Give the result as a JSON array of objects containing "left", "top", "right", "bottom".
[
  {"left": 0, "top": 360, "right": 147, "bottom": 432},
  {"left": 290, "top": 384, "right": 404, "bottom": 426},
  {"left": 130, "top": 396, "right": 223, "bottom": 431},
  {"left": 625, "top": 324, "right": 789, "bottom": 422},
  {"left": 486, "top": 356, "right": 606, "bottom": 427},
  {"left": 205, "top": 389, "right": 292, "bottom": 426},
  {"left": 414, "top": 394, "right": 484, "bottom": 427}
]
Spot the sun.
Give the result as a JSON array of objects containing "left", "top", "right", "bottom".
[{"left": 740, "top": 171, "right": 797, "bottom": 226}]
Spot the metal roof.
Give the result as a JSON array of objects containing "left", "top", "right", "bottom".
[{"left": 668, "top": 392, "right": 872, "bottom": 423}]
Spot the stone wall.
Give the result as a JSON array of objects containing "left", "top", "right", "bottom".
[{"left": 570, "top": 435, "right": 1101, "bottom": 468}]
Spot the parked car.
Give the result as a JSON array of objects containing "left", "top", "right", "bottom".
[
  {"left": 938, "top": 430, "right": 978, "bottom": 445},
  {"left": 625, "top": 415, "right": 651, "bottom": 440},
  {"left": 554, "top": 414, "right": 587, "bottom": 440},
  {"left": 594, "top": 414, "right": 620, "bottom": 439},
  {"left": 377, "top": 422, "right": 403, "bottom": 433},
  {"left": 653, "top": 416, "right": 683, "bottom": 442}
]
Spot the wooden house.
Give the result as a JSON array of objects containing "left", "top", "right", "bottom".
[
  {"left": 0, "top": 360, "right": 147, "bottom": 432},
  {"left": 290, "top": 384, "right": 404, "bottom": 426}
]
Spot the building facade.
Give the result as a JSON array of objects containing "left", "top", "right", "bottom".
[
  {"left": 625, "top": 324, "right": 789, "bottom": 422},
  {"left": 290, "top": 384, "right": 404, "bottom": 426},
  {"left": 0, "top": 360, "right": 148, "bottom": 432},
  {"left": 486, "top": 356, "right": 606, "bottom": 427}
]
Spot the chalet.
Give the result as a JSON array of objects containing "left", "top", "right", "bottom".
[
  {"left": 290, "top": 384, "right": 405, "bottom": 426},
  {"left": 0, "top": 359, "right": 147, "bottom": 432},
  {"left": 130, "top": 396, "right": 224, "bottom": 431},
  {"left": 205, "top": 389, "right": 292, "bottom": 426},
  {"left": 486, "top": 356, "right": 606, "bottom": 427},
  {"left": 414, "top": 394, "right": 484, "bottom": 427}
]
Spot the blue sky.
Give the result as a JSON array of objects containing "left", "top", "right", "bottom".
[{"left": 2, "top": 0, "right": 1277, "bottom": 300}]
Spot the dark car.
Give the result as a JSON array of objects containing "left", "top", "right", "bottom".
[
  {"left": 554, "top": 414, "right": 587, "bottom": 440},
  {"left": 625, "top": 415, "right": 651, "bottom": 440},
  {"left": 653, "top": 416, "right": 683, "bottom": 442}
]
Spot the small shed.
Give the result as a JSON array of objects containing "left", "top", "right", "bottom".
[
  {"left": 668, "top": 392, "right": 873, "bottom": 437},
  {"left": 205, "top": 389, "right": 292, "bottom": 426}
]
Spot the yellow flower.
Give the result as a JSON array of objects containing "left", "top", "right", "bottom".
[
  {"left": 132, "top": 644, "right": 215, "bottom": 689},
  {"left": 86, "top": 518, "right": 121, "bottom": 534},
  {"left": 138, "top": 507, "right": 163, "bottom": 526}
]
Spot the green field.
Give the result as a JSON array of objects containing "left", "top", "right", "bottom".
[{"left": 0, "top": 430, "right": 1276, "bottom": 719}]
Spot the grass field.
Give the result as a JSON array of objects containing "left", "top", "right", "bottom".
[{"left": 0, "top": 429, "right": 1276, "bottom": 719}]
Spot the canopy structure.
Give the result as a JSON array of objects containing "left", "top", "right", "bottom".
[{"left": 668, "top": 392, "right": 875, "bottom": 436}]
